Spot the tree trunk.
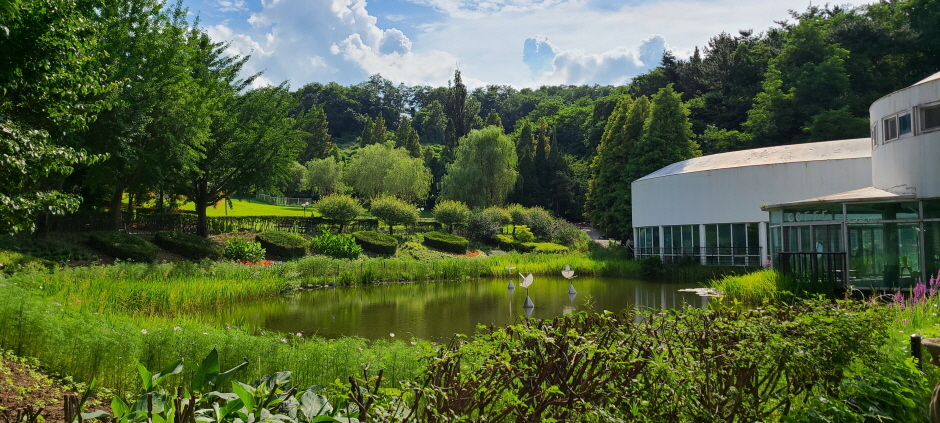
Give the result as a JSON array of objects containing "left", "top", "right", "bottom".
[
  {"left": 109, "top": 185, "right": 125, "bottom": 231},
  {"left": 195, "top": 177, "right": 210, "bottom": 237}
]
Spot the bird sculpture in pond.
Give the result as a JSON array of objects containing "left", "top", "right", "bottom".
[
  {"left": 562, "top": 264, "right": 575, "bottom": 280},
  {"left": 519, "top": 273, "right": 535, "bottom": 309}
]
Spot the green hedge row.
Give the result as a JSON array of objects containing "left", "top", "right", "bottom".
[
  {"left": 153, "top": 231, "right": 221, "bottom": 260},
  {"left": 352, "top": 231, "right": 398, "bottom": 255},
  {"left": 423, "top": 231, "right": 469, "bottom": 254},
  {"left": 87, "top": 231, "right": 159, "bottom": 262},
  {"left": 256, "top": 231, "right": 307, "bottom": 259},
  {"left": 494, "top": 235, "right": 568, "bottom": 254}
]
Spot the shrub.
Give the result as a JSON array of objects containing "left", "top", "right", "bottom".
[
  {"left": 423, "top": 231, "right": 469, "bottom": 254},
  {"left": 352, "top": 231, "right": 398, "bottom": 254},
  {"left": 0, "top": 251, "right": 52, "bottom": 275},
  {"left": 553, "top": 221, "right": 592, "bottom": 251},
  {"left": 483, "top": 206, "right": 511, "bottom": 226},
  {"left": 87, "top": 231, "right": 159, "bottom": 262},
  {"left": 315, "top": 194, "right": 364, "bottom": 232},
  {"left": 310, "top": 231, "right": 362, "bottom": 259},
  {"left": 0, "top": 235, "right": 97, "bottom": 262},
  {"left": 256, "top": 231, "right": 307, "bottom": 259},
  {"left": 433, "top": 200, "right": 470, "bottom": 232},
  {"left": 369, "top": 195, "right": 419, "bottom": 235},
  {"left": 495, "top": 234, "right": 534, "bottom": 252},
  {"left": 153, "top": 231, "right": 221, "bottom": 260},
  {"left": 514, "top": 226, "right": 535, "bottom": 243},
  {"left": 222, "top": 239, "right": 266, "bottom": 262},
  {"left": 466, "top": 208, "right": 505, "bottom": 241},
  {"left": 506, "top": 203, "right": 527, "bottom": 228},
  {"left": 524, "top": 207, "right": 556, "bottom": 240}
]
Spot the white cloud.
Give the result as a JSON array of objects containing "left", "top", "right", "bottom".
[
  {"left": 214, "top": 0, "right": 246, "bottom": 12},
  {"left": 196, "top": 0, "right": 866, "bottom": 88},
  {"left": 535, "top": 35, "right": 666, "bottom": 86}
]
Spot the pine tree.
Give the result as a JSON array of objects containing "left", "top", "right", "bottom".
[
  {"left": 297, "top": 105, "right": 334, "bottom": 163},
  {"left": 585, "top": 96, "right": 633, "bottom": 240},
  {"left": 396, "top": 117, "right": 422, "bottom": 158},
  {"left": 359, "top": 117, "right": 374, "bottom": 147},
  {"left": 509, "top": 120, "right": 538, "bottom": 206},
  {"left": 628, "top": 85, "right": 700, "bottom": 186}
]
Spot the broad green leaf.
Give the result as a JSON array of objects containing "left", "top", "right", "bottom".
[
  {"left": 111, "top": 396, "right": 129, "bottom": 419},
  {"left": 299, "top": 391, "right": 332, "bottom": 418},
  {"left": 153, "top": 359, "right": 185, "bottom": 387},
  {"left": 232, "top": 382, "right": 256, "bottom": 413},
  {"left": 81, "top": 411, "right": 111, "bottom": 420},
  {"left": 192, "top": 348, "right": 221, "bottom": 394},
  {"left": 137, "top": 363, "right": 153, "bottom": 391},
  {"left": 213, "top": 358, "right": 249, "bottom": 390}
]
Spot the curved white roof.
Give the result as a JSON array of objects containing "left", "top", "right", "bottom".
[
  {"left": 914, "top": 70, "right": 940, "bottom": 86},
  {"left": 635, "top": 138, "right": 871, "bottom": 182}
]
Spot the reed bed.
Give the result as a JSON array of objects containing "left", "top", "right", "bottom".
[
  {"left": 709, "top": 269, "right": 787, "bottom": 303},
  {"left": 0, "top": 283, "right": 425, "bottom": 393}
]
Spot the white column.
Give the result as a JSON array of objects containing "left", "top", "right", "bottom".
[
  {"left": 759, "top": 221, "right": 768, "bottom": 267},
  {"left": 699, "top": 224, "right": 707, "bottom": 265},
  {"left": 658, "top": 226, "right": 665, "bottom": 260}
]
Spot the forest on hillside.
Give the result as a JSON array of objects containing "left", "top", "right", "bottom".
[{"left": 2, "top": 0, "right": 939, "bottom": 240}]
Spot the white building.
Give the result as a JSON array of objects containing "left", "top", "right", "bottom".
[{"left": 632, "top": 71, "right": 940, "bottom": 289}]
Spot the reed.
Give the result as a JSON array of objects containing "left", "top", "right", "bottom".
[
  {"left": 709, "top": 269, "right": 788, "bottom": 303},
  {"left": 0, "top": 283, "right": 427, "bottom": 393}
]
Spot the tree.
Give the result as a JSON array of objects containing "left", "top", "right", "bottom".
[
  {"left": 395, "top": 117, "right": 422, "bottom": 158},
  {"left": 0, "top": 0, "right": 112, "bottom": 233},
  {"left": 629, "top": 85, "right": 700, "bottom": 188},
  {"left": 360, "top": 115, "right": 387, "bottom": 147},
  {"left": 0, "top": 122, "right": 102, "bottom": 233},
  {"left": 344, "top": 143, "right": 431, "bottom": 203},
  {"left": 485, "top": 110, "right": 503, "bottom": 129},
  {"left": 585, "top": 96, "right": 639, "bottom": 240},
  {"left": 297, "top": 105, "right": 334, "bottom": 163},
  {"left": 184, "top": 83, "right": 306, "bottom": 237},
  {"left": 369, "top": 195, "right": 419, "bottom": 235},
  {"left": 444, "top": 69, "right": 482, "bottom": 160},
  {"left": 315, "top": 194, "right": 364, "bottom": 233},
  {"left": 433, "top": 200, "right": 470, "bottom": 233},
  {"left": 509, "top": 120, "right": 538, "bottom": 206},
  {"left": 304, "top": 156, "right": 345, "bottom": 196},
  {"left": 416, "top": 100, "right": 447, "bottom": 145},
  {"left": 440, "top": 126, "right": 518, "bottom": 208}
]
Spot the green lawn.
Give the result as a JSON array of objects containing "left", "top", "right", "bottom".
[{"left": 180, "top": 199, "right": 319, "bottom": 217}]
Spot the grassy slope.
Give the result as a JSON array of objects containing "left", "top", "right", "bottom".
[{"left": 179, "top": 199, "right": 317, "bottom": 217}]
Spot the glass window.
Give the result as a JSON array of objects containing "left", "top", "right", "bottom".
[
  {"left": 747, "top": 224, "right": 760, "bottom": 255},
  {"left": 770, "top": 210, "right": 783, "bottom": 225},
  {"left": 898, "top": 113, "right": 912, "bottom": 135},
  {"left": 718, "top": 224, "right": 731, "bottom": 255},
  {"left": 663, "top": 227, "right": 673, "bottom": 250},
  {"left": 923, "top": 104, "right": 940, "bottom": 131},
  {"left": 706, "top": 225, "right": 717, "bottom": 248},
  {"left": 682, "top": 225, "right": 693, "bottom": 249},
  {"left": 871, "top": 123, "right": 878, "bottom": 149},
  {"left": 846, "top": 202, "right": 919, "bottom": 221},
  {"left": 884, "top": 116, "right": 898, "bottom": 141},
  {"left": 924, "top": 200, "right": 940, "bottom": 219}
]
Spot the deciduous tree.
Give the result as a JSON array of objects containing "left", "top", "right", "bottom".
[{"left": 440, "top": 126, "right": 517, "bottom": 208}]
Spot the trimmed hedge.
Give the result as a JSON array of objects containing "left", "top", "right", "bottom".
[
  {"left": 526, "top": 242, "right": 569, "bottom": 254},
  {"left": 153, "top": 231, "right": 221, "bottom": 260},
  {"left": 423, "top": 231, "right": 469, "bottom": 254},
  {"left": 87, "top": 231, "right": 159, "bottom": 262},
  {"left": 495, "top": 234, "right": 534, "bottom": 252},
  {"left": 256, "top": 231, "right": 307, "bottom": 259},
  {"left": 352, "top": 231, "right": 398, "bottom": 255}
]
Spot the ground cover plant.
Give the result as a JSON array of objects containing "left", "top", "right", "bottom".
[
  {"left": 0, "top": 235, "right": 97, "bottom": 263},
  {"left": 309, "top": 230, "right": 362, "bottom": 259},
  {"left": 222, "top": 239, "right": 266, "bottom": 262}
]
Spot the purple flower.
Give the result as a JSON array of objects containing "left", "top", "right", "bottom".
[
  {"left": 893, "top": 291, "right": 906, "bottom": 308},
  {"left": 931, "top": 275, "right": 938, "bottom": 297},
  {"left": 914, "top": 281, "right": 928, "bottom": 305}
]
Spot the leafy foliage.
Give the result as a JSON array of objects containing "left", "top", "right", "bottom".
[
  {"left": 440, "top": 126, "right": 518, "bottom": 208},
  {"left": 314, "top": 194, "right": 364, "bottom": 233},
  {"left": 344, "top": 143, "right": 431, "bottom": 202},
  {"left": 369, "top": 195, "right": 419, "bottom": 235},
  {"left": 309, "top": 231, "right": 361, "bottom": 259},
  {"left": 432, "top": 200, "right": 470, "bottom": 233},
  {"left": 87, "top": 232, "right": 159, "bottom": 263},
  {"left": 222, "top": 239, "right": 266, "bottom": 262}
]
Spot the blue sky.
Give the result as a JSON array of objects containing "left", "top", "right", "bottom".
[{"left": 182, "top": 0, "right": 866, "bottom": 89}]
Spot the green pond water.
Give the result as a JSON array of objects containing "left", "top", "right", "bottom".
[{"left": 200, "top": 276, "right": 708, "bottom": 341}]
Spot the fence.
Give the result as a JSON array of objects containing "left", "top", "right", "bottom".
[
  {"left": 635, "top": 247, "right": 762, "bottom": 267},
  {"left": 255, "top": 193, "right": 313, "bottom": 206}
]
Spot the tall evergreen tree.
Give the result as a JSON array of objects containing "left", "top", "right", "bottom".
[
  {"left": 585, "top": 96, "right": 634, "bottom": 240},
  {"left": 629, "top": 86, "right": 700, "bottom": 187},
  {"left": 509, "top": 120, "right": 538, "bottom": 206},
  {"left": 396, "top": 117, "right": 422, "bottom": 158},
  {"left": 297, "top": 105, "right": 334, "bottom": 163},
  {"left": 417, "top": 100, "right": 447, "bottom": 145}
]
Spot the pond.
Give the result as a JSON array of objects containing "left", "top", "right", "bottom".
[{"left": 199, "top": 276, "right": 710, "bottom": 341}]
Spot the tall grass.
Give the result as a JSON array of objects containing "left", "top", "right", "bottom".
[
  {"left": 709, "top": 269, "right": 837, "bottom": 303},
  {"left": 0, "top": 283, "right": 425, "bottom": 393}
]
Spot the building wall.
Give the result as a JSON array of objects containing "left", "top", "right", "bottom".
[
  {"left": 870, "top": 78, "right": 940, "bottom": 197},
  {"left": 632, "top": 157, "right": 873, "bottom": 228}
]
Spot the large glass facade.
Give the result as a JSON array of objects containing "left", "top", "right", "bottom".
[
  {"left": 769, "top": 200, "right": 931, "bottom": 288},
  {"left": 662, "top": 225, "right": 700, "bottom": 263},
  {"left": 704, "top": 223, "right": 761, "bottom": 266}
]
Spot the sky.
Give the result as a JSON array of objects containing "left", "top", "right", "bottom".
[{"left": 182, "top": 0, "right": 867, "bottom": 90}]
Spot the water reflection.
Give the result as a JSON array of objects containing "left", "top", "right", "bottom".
[{"left": 197, "top": 276, "right": 707, "bottom": 341}]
